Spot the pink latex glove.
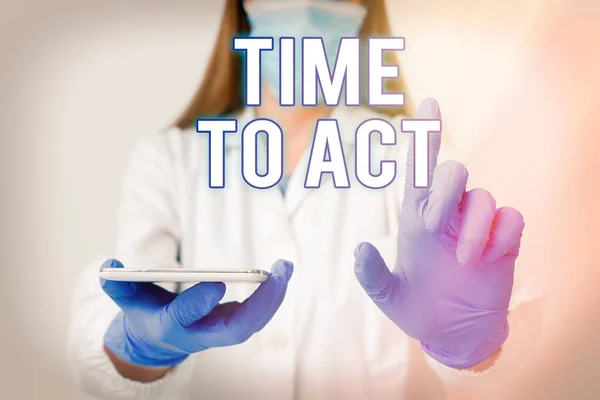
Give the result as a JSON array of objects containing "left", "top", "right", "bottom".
[{"left": 354, "top": 98, "right": 525, "bottom": 370}]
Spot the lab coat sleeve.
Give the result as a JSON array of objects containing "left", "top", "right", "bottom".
[
  {"left": 67, "top": 129, "right": 196, "bottom": 399},
  {"left": 421, "top": 273, "right": 543, "bottom": 386}
]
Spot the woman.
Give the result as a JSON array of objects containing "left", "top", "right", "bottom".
[{"left": 68, "top": 0, "right": 537, "bottom": 399}]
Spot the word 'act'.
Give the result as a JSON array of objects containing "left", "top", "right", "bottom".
[{"left": 197, "top": 118, "right": 441, "bottom": 189}]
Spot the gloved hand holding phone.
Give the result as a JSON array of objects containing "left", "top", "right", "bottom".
[{"left": 101, "top": 259, "right": 293, "bottom": 368}]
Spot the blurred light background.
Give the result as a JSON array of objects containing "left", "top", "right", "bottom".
[{"left": 1, "top": 0, "right": 599, "bottom": 399}]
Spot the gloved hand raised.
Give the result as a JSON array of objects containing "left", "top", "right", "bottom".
[
  {"left": 354, "top": 99, "right": 524, "bottom": 370},
  {"left": 101, "top": 259, "right": 293, "bottom": 367}
]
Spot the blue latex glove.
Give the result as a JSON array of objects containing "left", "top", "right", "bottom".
[
  {"left": 354, "top": 99, "right": 524, "bottom": 369},
  {"left": 101, "top": 259, "right": 293, "bottom": 367}
]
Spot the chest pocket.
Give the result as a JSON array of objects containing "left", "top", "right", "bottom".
[
  {"left": 364, "top": 299, "right": 411, "bottom": 397},
  {"left": 359, "top": 231, "right": 410, "bottom": 396}
]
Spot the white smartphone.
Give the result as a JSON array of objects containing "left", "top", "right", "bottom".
[{"left": 99, "top": 268, "right": 271, "bottom": 283}]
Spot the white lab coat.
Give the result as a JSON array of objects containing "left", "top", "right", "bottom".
[{"left": 67, "top": 106, "right": 537, "bottom": 400}]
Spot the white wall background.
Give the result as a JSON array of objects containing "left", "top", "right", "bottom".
[{"left": 0, "top": 1, "right": 559, "bottom": 399}]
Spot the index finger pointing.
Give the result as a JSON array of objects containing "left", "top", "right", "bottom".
[{"left": 401, "top": 98, "right": 442, "bottom": 203}]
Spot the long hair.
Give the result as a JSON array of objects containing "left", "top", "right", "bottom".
[{"left": 174, "top": 0, "right": 414, "bottom": 129}]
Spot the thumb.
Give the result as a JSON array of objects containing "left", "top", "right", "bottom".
[
  {"left": 100, "top": 259, "right": 136, "bottom": 299},
  {"left": 165, "top": 282, "right": 227, "bottom": 327},
  {"left": 100, "top": 259, "right": 176, "bottom": 311},
  {"left": 354, "top": 242, "right": 405, "bottom": 312}
]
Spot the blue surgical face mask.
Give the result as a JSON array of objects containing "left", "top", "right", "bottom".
[{"left": 244, "top": 0, "right": 367, "bottom": 105}]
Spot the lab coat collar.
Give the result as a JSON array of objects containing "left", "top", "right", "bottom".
[
  {"left": 224, "top": 106, "right": 368, "bottom": 217},
  {"left": 225, "top": 106, "right": 357, "bottom": 149}
]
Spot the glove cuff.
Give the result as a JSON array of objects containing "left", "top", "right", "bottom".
[
  {"left": 420, "top": 322, "right": 510, "bottom": 370},
  {"left": 104, "top": 312, "right": 189, "bottom": 368}
]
